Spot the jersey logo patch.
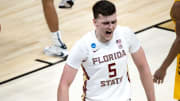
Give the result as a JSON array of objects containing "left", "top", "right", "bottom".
[
  {"left": 116, "top": 39, "right": 123, "bottom": 49},
  {"left": 91, "top": 43, "right": 99, "bottom": 53},
  {"left": 91, "top": 43, "right": 96, "bottom": 48}
]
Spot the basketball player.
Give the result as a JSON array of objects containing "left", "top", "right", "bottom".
[
  {"left": 57, "top": 1, "right": 155, "bottom": 101},
  {"left": 153, "top": 0, "right": 180, "bottom": 101},
  {"left": 42, "top": 0, "right": 74, "bottom": 58}
]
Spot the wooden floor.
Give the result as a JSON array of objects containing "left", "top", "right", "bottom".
[{"left": 0, "top": 0, "right": 177, "bottom": 100}]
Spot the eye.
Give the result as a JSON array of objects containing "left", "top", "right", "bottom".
[
  {"left": 111, "top": 20, "right": 117, "bottom": 24},
  {"left": 102, "top": 22, "right": 110, "bottom": 25}
]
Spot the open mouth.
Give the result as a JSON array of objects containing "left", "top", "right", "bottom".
[{"left": 106, "top": 31, "right": 112, "bottom": 34}]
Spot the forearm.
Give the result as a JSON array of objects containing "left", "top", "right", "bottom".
[
  {"left": 131, "top": 47, "right": 155, "bottom": 100},
  {"left": 57, "top": 84, "right": 69, "bottom": 101},
  {"left": 139, "top": 66, "right": 155, "bottom": 101},
  {"left": 160, "top": 37, "right": 180, "bottom": 70}
]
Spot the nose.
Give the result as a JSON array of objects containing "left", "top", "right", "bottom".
[{"left": 108, "top": 23, "right": 114, "bottom": 29}]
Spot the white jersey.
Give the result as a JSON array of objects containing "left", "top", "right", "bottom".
[{"left": 67, "top": 26, "right": 141, "bottom": 101}]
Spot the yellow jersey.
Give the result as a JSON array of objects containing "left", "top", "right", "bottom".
[
  {"left": 173, "top": 0, "right": 180, "bottom": 100},
  {"left": 174, "top": 54, "right": 180, "bottom": 99}
]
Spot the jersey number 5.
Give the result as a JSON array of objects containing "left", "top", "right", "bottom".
[{"left": 108, "top": 63, "right": 116, "bottom": 78}]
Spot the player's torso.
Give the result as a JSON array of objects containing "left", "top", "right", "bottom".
[
  {"left": 81, "top": 29, "right": 131, "bottom": 101},
  {"left": 83, "top": 33, "right": 129, "bottom": 83}
]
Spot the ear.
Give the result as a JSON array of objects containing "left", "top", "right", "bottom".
[
  {"left": 93, "top": 19, "right": 99, "bottom": 28},
  {"left": 93, "top": 19, "right": 96, "bottom": 25}
]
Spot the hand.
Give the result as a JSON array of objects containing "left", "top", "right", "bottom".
[{"left": 153, "top": 68, "right": 166, "bottom": 84}]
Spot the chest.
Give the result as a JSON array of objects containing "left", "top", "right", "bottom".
[{"left": 84, "top": 37, "right": 129, "bottom": 67}]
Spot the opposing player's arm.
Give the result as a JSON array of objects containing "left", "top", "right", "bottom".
[
  {"left": 153, "top": 20, "right": 180, "bottom": 84},
  {"left": 131, "top": 47, "right": 155, "bottom": 101},
  {"left": 176, "top": 20, "right": 180, "bottom": 52},
  {"left": 57, "top": 64, "right": 78, "bottom": 101}
]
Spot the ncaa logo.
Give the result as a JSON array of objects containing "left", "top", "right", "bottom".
[{"left": 91, "top": 43, "right": 96, "bottom": 48}]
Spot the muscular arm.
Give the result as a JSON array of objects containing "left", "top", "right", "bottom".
[
  {"left": 153, "top": 2, "right": 180, "bottom": 83},
  {"left": 159, "top": 20, "right": 180, "bottom": 70},
  {"left": 153, "top": 20, "right": 180, "bottom": 84},
  {"left": 57, "top": 64, "right": 78, "bottom": 101},
  {"left": 131, "top": 47, "right": 155, "bottom": 101}
]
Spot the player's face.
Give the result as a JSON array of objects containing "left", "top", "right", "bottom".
[{"left": 93, "top": 13, "right": 117, "bottom": 42}]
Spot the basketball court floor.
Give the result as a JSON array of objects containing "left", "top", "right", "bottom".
[{"left": 0, "top": 0, "right": 178, "bottom": 101}]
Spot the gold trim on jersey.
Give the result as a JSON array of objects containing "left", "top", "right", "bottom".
[
  {"left": 81, "top": 64, "right": 89, "bottom": 101},
  {"left": 174, "top": 54, "right": 180, "bottom": 99}
]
